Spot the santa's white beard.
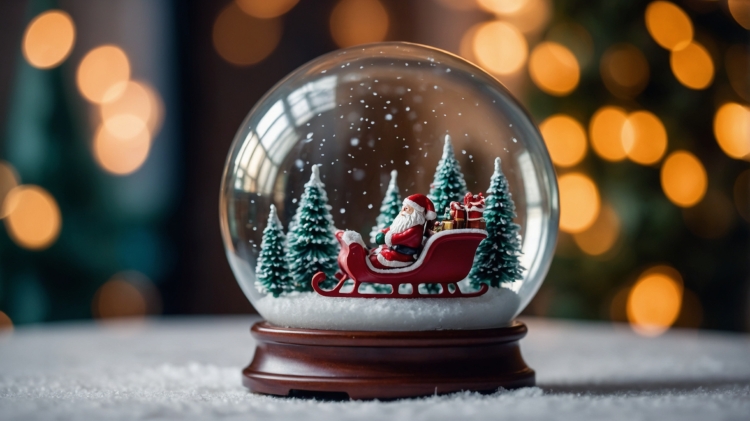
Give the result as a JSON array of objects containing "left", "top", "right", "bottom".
[{"left": 390, "top": 210, "right": 426, "bottom": 234}]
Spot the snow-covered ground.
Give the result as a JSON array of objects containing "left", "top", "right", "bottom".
[{"left": 254, "top": 287, "right": 521, "bottom": 331}]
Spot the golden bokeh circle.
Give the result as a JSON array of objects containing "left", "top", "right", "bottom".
[
  {"left": 235, "top": 0, "right": 299, "bottom": 18},
  {"left": 728, "top": 0, "right": 750, "bottom": 30},
  {"left": 627, "top": 266, "right": 683, "bottom": 337},
  {"left": 573, "top": 203, "right": 620, "bottom": 256},
  {"left": 670, "top": 41, "right": 714, "bottom": 90},
  {"left": 22, "top": 10, "right": 76, "bottom": 69},
  {"left": 213, "top": 2, "right": 283, "bottom": 66},
  {"left": 330, "top": 0, "right": 389, "bottom": 48},
  {"left": 645, "top": 1, "right": 693, "bottom": 51},
  {"left": 76, "top": 45, "right": 131, "bottom": 104},
  {"left": 660, "top": 150, "right": 707, "bottom": 207},
  {"left": 539, "top": 114, "right": 587, "bottom": 167},
  {"left": 589, "top": 106, "right": 628, "bottom": 162},
  {"left": 529, "top": 42, "right": 580, "bottom": 96},
  {"left": 558, "top": 172, "right": 601, "bottom": 233},
  {"left": 622, "top": 111, "right": 668, "bottom": 165},
  {"left": 100, "top": 81, "right": 163, "bottom": 135},
  {"left": 93, "top": 125, "right": 151, "bottom": 175},
  {"left": 472, "top": 21, "right": 528, "bottom": 75},
  {"left": 713, "top": 102, "right": 750, "bottom": 160},
  {"left": 3, "top": 185, "right": 61, "bottom": 250}
]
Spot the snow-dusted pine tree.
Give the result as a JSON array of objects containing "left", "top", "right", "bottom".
[
  {"left": 469, "top": 157, "right": 524, "bottom": 288},
  {"left": 370, "top": 170, "right": 402, "bottom": 244},
  {"left": 255, "top": 205, "right": 292, "bottom": 297},
  {"left": 287, "top": 165, "right": 339, "bottom": 292},
  {"left": 428, "top": 135, "right": 468, "bottom": 219}
]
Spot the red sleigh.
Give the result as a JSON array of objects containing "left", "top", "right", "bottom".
[{"left": 311, "top": 229, "right": 489, "bottom": 298}]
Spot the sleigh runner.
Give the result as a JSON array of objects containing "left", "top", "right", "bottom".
[{"left": 311, "top": 229, "right": 489, "bottom": 298}]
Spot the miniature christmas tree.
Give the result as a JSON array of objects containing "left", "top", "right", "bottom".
[
  {"left": 469, "top": 157, "right": 524, "bottom": 288},
  {"left": 287, "top": 165, "right": 339, "bottom": 292},
  {"left": 370, "top": 170, "right": 402, "bottom": 244},
  {"left": 255, "top": 205, "right": 292, "bottom": 297},
  {"left": 428, "top": 135, "right": 468, "bottom": 220}
]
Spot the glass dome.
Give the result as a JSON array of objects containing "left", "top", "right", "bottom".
[{"left": 220, "top": 42, "right": 558, "bottom": 331}]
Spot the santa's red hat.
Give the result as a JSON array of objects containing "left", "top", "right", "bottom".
[{"left": 403, "top": 194, "right": 436, "bottom": 220}]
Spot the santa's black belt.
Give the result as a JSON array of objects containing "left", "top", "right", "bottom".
[{"left": 391, "top": 245, "right": 421, "bottom": 255}]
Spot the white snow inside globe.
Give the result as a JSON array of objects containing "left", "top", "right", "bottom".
[{"left": 220, "top": 42, "right": 558, "bottom": 331}]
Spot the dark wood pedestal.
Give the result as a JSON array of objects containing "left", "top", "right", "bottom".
[{"left": 242, "top": 320, "right": 535, "bottom": 400}]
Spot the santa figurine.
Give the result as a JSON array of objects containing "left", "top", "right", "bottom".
[{"left": 370, "top": 194, "right": 437, "bottom": 269}]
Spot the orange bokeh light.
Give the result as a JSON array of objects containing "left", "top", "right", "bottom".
[
  {"left": 670, "top": 41, "right": 714, "bottom": 90},
  {"left": 622, "top": 111, "right": 668, "bottom": 165},
  {"left": 558, "top": 172, "right": 601, "bottom": 233},
  {"left": 645, "top": 1, "right": 693, "bottom": 51},
  {"left": 76, "top": 45, "right": 131, "bottom": 104},
  {"left": 529, "top": 42, "right": 580, "bottom": 96},
  {"left": 235, "top": 0, "right": 299, "bottom": 18},
  {"left": 0, "top": 161, "right": 20, "bottom": 219},
  {"left": 93, "top": 272, "right": 161, "bottom": 320},
  {"left": 539, "top": 114, "right": 587, "bottom": 167},
  {"left": 477, "top": 0, "right": 529, "bottom": 15},
  {"left": 22, "top": 10, "right": 75, "bottom": 69},
  {"left": 213, "top": 2, "right": 283, "bottom": 66},
  {"left": 3, "top": 185, "right": 61, "bottom": 250},
  {"left": 93, "top": 125, "right": 151, "bottom": 175},
  {"left": 600, "top": 43, "right": 649, "bottom": 99},
  {"left": 472, "top": 21, "right": 528, "bottom": 75},
  {"left": 660, "top": 150, "right": 707, "bottom": 207},
  {"left": 100, "top": 81, "right": 163, "bottom": 136},
  {"left": 589, "top": 106, "right": 628, "bottom": 162},
  {"left": 627, "top": 266, "right": 683, "bottom": 337},
  {"left": 330, "top": 0, "right": 389, "bottom": 48},
  {"left": 728, "top": 0, "right": 750, "bottom": 29},
  {"left": 573, "top": 203, "right": 620, "bottom": 256},
  {"left": 713, "top": 102, "right": 750, "bottom": 161}
]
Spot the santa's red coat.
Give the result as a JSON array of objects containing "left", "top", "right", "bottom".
[{"left": 369, "top": 225, "right": 424, "bottom": 269}]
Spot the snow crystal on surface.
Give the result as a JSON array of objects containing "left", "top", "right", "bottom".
[{"left": 253, "top": 287, "right": 521, "bottom": 331}]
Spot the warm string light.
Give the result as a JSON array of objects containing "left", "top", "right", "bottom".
[
  {"left": 529, "top": 42, "right": 580, "bottom": 96},
  {"left": 713, "top": 102, "right": 750, "bottom": 161},
  {"left": 660, "top": 150, "right": 707, "bottom": 208},
  {"left": 472, "top": 21, "right": 527, "bottom": 75},
  {"left": 2, "top": 185, "right": 61, "bottom": 251},
  {"left": 589, "top": 106, "right": 628, "bottom": 162},
  {"left": 626, "top": 266, "right": 683, "bottom": 337},
  {"left": 670, "top": 41, "right": 714, "bottom": 90},
  {"left": 645, "top": 1, "right": 693, "bottom": 51},
  {"left": 22, "top": 10, "right": 75, "bottom": 69},
  {"left": 728, "top": 0, "right": 750, "bottom": 29},
  {"left": 213, "top": 2, "right": 283, "bottom": 66},
  {"left": 76, "top": 45, "right": 130, "bottom": 104},
  {"left": 330, "top": 0, "right": 389, "bottom": 48},
  {"left": 93, "top": 126, "right": 151, "bottom": 175},
  {"left": 539, "top": 114, "right": 587, "bottom": 167},
  {"left": 558, "top": 172, "right": 601, "bottom": 233},
  {"left": 621, "top": 110, "right": 668, "bottom": 165}
]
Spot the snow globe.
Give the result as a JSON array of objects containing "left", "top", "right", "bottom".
[{"left": 220, "top": 42, "right": 558, "bottom": 399}]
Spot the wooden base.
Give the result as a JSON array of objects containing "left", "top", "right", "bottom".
[{"left": 242, "top": 321, "right": 535, "bottom": 400}]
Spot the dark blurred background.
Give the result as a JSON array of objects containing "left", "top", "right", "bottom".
[{"left": 0, "top": 0, "right": 748, "bottom": 335}]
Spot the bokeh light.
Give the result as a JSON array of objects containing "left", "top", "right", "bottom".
[
  {"left": 660, "top": 150, "right": 707, "bottom": 207},
  {"left": 645, "top": 1, "right": 693, "bottom": 51},
  {"left": 330, "top": 0, "right": 389, "bottom": 48},
  {"left": 104, "top": 115, "right": 148, "bottom": 140},
  {"left": 93, "top": 125, "right": 151, "bottom": 175},
  {"left": 76, "top": 45, "right": 131, "bottom": 104},
  {"left": 683, "top": 190, "right": 735, "bottom": 239},
  {"left": 213, "top": 2, "right": 283, "bottom": 66},
  {"left": 472, "top": 21, "right": 528, "bottom": 75},
  {"left": 22, "top": 10, "right": 75, "bottom": 69},
  {"left": 713, "top": 102, "right": 750, "bottom": 160},
  {"left": 558, "top": 172, "right": 601, "bottom": 233},
  {"left": 100, "top": 81, "right": 164, "bottom": 135},
  {"left": 734, "top": 170, "right": 750, "bottom": 223},
  {"left": 529, "top": 42, "right": 580, "bottom": 96},
  {"left": 670, "top": 41, "right": 714, "bottom": 90},
  {"left": 622, "top": 111, "right": 668, "bottom": 165},
  {"left": 725, "top": 45, "right": 750, "bottom": 102},
  {"left": 0, "top": 161, "right": 20, "bottom": 219},
  {"left": 728, "top": 0, "right": 750, "bottom": 29},
  {"left": 627, "top": 265, "right": 683, "bottom": 337},
  {"left": 589, "top": 106, "right": 628, "bottom": 162},
  {"left": 235, "top": 0, "right": 299, "bottom": 18},
  {"left": 2, "top": 185, "right": 61, "bottom": 250},
  {"left": 600, "top": 43, "right": 649, "bottom": 99},
  {"left": 477, "top": 0, "right": 529, "bottom": 15},
  {"left": 539, "top": 114, "right": 587, "bottom": 167},
  {"left": 0, "top": 311, "right": 12, "bottom": 334},
  {"left": 573, "top": 203, "right": 620, "bottom": 256},
  {"left": 92, "top": 271, "right": 161, "bottom": 320},
  {"left": 501, "top": 0, "right": 551, "bottom": 34}
]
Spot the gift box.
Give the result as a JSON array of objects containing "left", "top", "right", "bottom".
[{"left": 464, "top": 192, "right": 485, "bottom": 221}]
